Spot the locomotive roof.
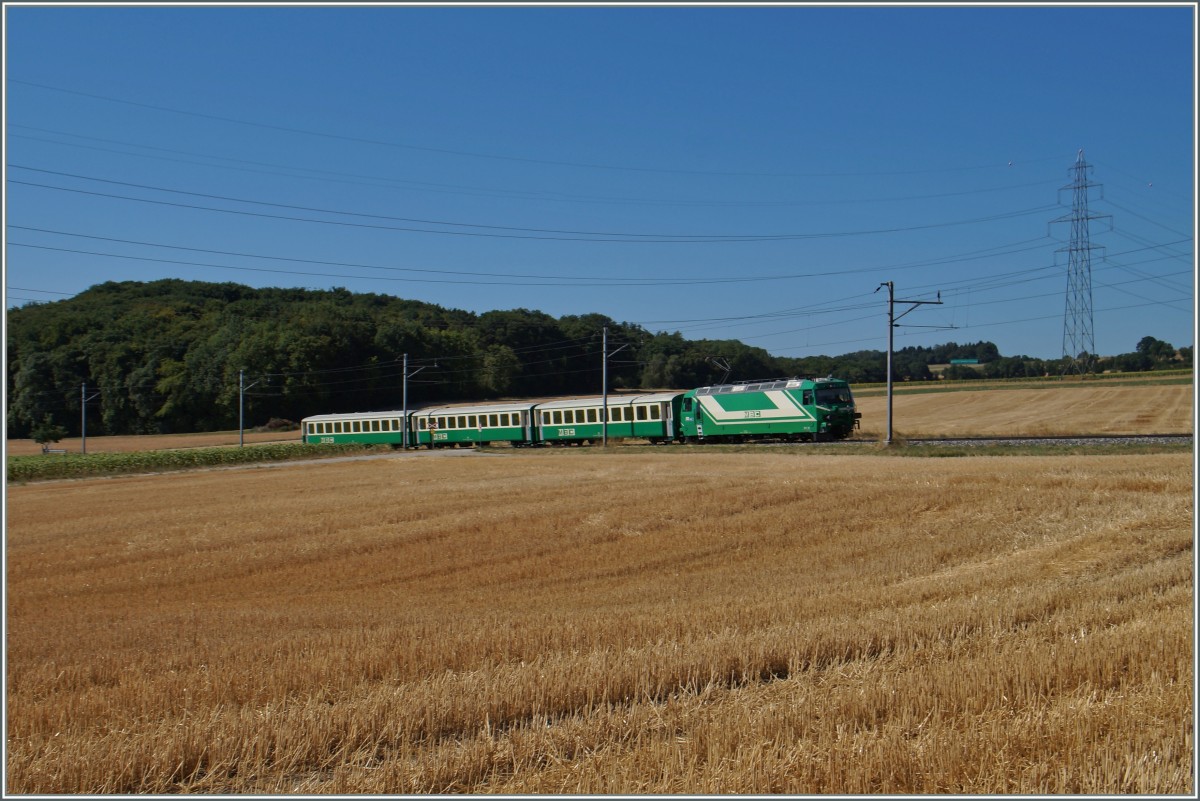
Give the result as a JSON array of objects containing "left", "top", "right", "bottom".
[{"left": 694, "top": 378, "right": 809, "bottom": 395}]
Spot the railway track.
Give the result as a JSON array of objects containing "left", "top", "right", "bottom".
[{"left": 847, "top": 434, "right": 1193, "bottom": 448}]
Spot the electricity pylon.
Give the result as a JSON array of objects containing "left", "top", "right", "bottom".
[{"left": 1054, "top": 149, "right": 1109, "bottom": 375}]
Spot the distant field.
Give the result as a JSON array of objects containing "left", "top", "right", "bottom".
[
  {"left": 853, "top": 382, "right": 1193, "bottom": 438},
  {"left": 5, "top": 449, "right": 1192, "bottom": 793},
  {"left": 5, "top": 428, "right": 299, "bottom": 457},
  {"left": 6, "top": 380, "right": 1193, "bottom": 457}
]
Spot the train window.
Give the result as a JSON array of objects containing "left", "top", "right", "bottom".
[
  {"left": 457, "top": 416, "right": 467, "bottom": 428},
  {"left": 612, "top": 407, "right": 623, "bottom": 422},
  {"left": 542, "top": 411, "right": 551, "bottom": 424},
  {"left": 332, "top": 422, "right": 341, "bottom": 433},
  {"left": 468, "top": 415, "right": 478, "bottom": 428},
  {"left": 418, "top": 419, "right": 426, "bottom": 430},
  {"left": 553, "top": 410, "right": 563, "bottom": 425},
  {"left": 371, "top": 420, "right": 381, "bottom": 432},
  {"left": 636, "top": 406, "right": 648, "bottom": 421},
  {"left": 587, "top": 408, "right": 597, "bottom": 423},
  {"left": 650, "top": 405, "right": 661, "bottom": 420},
  {"left": 816, "top": 386, "right": 852, "bottom": 405},
  {"left": 564, "top": 410, "right": 574, "bottom": 424},
  {"left": 803, "top": 391, "right": 813, "bottom": 405},
  {"left": 488, "top": 414, "right": 498, "bottom": 427}
]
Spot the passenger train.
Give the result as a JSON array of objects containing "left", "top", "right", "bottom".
[{"left": 301, "top": 376, "right": 859, "bottom": 448}]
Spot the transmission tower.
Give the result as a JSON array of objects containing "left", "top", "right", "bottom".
[{"left": 1053, "top": 149, "right": 1109, "bottom": 375}]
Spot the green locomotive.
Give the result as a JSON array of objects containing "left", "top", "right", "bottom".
[{"left": 679, "top": 377, "right": 859, "bottom": 442}]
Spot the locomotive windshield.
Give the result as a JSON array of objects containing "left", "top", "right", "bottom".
[{"left": 814, "top": 385, "right": 853, "bottom": 405}]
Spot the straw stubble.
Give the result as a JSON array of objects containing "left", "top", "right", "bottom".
[{"left": 5, "top": 451, "right": 1192, "bottom": 793}]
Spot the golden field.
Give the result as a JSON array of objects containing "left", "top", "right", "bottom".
[
  {"left": 4, "top": 447, "right": 1193, "bottom": 794},
  {"left": 853, "top": 382, "right": 1193, "bottom": 439}
]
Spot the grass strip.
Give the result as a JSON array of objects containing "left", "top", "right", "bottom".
[{"left": 7, "top": 442, "right": 387, "bottom": 483}]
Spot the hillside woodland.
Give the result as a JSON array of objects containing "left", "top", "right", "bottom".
[{"left": 6, "top": 280, "right": 1191, "bottom": 437}]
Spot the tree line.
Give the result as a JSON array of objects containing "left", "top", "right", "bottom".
[{"left": 6, "top": 280, "right": 1192, "bottom": 437}]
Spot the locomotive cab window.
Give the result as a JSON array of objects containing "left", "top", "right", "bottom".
[{"left": 816, "top": 386, "right": 853, "bottom": 405}]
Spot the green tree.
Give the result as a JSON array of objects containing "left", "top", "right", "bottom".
[{"left": 30, "top": 416, "right": 67, "bottom": 447}]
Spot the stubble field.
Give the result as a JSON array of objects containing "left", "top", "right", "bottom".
[{"left": 5, "top": 444, "right": 1193, "bottom": 793}]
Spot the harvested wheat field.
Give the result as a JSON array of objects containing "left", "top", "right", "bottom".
[
  {"left": 853, "top": 382, "right": 1193, "bottom": 439},
  {"left": 4, "top": 449, "right": 1194, "bottom": 794},
  {"left": 5, "top": 428, "right": 298, "bottom": 457}
]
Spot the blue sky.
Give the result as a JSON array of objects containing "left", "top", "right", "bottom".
[{"left": 4, "top": 3, "right": 1195, "bottom": 361}]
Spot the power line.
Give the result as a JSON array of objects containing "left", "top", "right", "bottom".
[
  {"left": 10, "top": 79, "right": 1070, "bottom": 179},
  {"left": 8, "top": 125, "right": 1064, "bottom": 209},
  {"left": 9, "top": 168, "right": 1063, "bottom": 244}
]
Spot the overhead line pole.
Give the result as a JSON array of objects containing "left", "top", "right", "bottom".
[
  {"left": 876, "top": 281, "right": 944, "bottom": 444},
  {"left": 401, "top": 353, "right": 427, "bottom": 449},
  {"left": 601, "top": 327, "right": 630, "bottom": 447},
  {"left": 239, "top": 369, "right": 266, "bottom": 447},
  {"left": 80, "top": 383, "right": 100, "bottom": 454}
]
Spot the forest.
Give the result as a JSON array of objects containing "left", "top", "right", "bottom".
[{"left": 6, "top": 280, "right": 1191, "bottom": 437}]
